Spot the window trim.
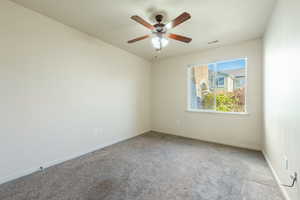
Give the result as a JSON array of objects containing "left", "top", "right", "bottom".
[{"left": 186, "top": 57, "right": 248, "bottom": 114}]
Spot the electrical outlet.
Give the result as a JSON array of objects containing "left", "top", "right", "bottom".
[
  {"left": 176, "top": 120, "right": 181, "bottom": 127},
  {"left": 284, "top": 156, "right": 289, "bottom": 170}
]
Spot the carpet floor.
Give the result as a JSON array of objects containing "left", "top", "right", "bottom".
[{"left": 0, "top": 132, "right": 284, "bottom": 200}]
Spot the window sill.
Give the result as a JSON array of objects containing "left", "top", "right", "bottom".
[{"left": 186, "top": 109, "right": 249, "bottom": 115}]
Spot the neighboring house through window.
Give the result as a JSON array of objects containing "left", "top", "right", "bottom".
[
  {"left": 234, "top": 77, "right": 245, "bottom": 89},
  {"left": 188, "top": 58, "right": 247, "bottom": 113}
]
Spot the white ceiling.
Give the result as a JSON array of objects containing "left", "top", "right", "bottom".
[{"left": 11, "top": 0, "right": 275, "bottom": 61}]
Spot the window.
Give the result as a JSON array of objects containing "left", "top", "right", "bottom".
[
  {"left": 216, "top": 76, "right": 225, "bottom": 88},
  {"left": 188, "top": 58, "right": 247, "bottom": 113}
]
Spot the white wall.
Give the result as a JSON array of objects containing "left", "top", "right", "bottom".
[
  {"left": 0, "top": 0, "right": 151, "bottom": 184},
  {"left": 151, "top": 39, "right": 263, "bottom": 150},
  {"left": 263, "top": 0, "right": 300, "bottom": 199}
]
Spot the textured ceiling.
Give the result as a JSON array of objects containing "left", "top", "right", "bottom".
[{"left": 11, "top": 0, "right": 275, "bottom": 61}]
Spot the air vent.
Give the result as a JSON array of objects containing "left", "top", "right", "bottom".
[{"left": 208, "top": 40, "right": 219, "bottom": 44}]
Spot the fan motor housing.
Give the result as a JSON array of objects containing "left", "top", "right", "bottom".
[
  {"left": 155, "top": 14, "right": 163, "bottom": 23},
  {"left": 154, "top": 15, "right": 166, "bottom": 32}
]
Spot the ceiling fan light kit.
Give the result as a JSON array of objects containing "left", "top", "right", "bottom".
[
  {"left": 128, "top": 12, "right": 192, "bottom": 51},
  {"left": 151, "top": 35, "right": 169, "bottom": 51}
]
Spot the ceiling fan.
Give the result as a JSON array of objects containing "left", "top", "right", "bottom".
[{"left": 128, "top": 12, "right": 192, "bottom": 51}]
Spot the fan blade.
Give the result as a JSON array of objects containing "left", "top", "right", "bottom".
[
  {"left": 128, "top": 35, "right": 150, "bottom": 43},
  {"left": 166, "top": 12, "right": 191, "bottom": 29},
  {"left": 168, "top": 33, "right": 192, "bottom": 43},
  {"left": 131, "top": 15, "right": 154, "bottom": 30}
]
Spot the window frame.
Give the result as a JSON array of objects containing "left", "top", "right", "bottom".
[{"left": 186, "top": 58, "right": 248, "bottom": 115}]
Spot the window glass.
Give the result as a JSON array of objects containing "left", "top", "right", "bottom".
[
  {"left": 188, "top": 58, "right": 246, "bottom": 113},
  {"left": 189, "top": 64, "right": 215, "bottom": 110}
]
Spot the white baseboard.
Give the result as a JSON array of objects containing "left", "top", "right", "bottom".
[
  {"left": 0, "top": 130, "right": 149, "bottom": 185},
  {"left": 151, "top": 129, "right": 261, "bottom": 151},
  {"left": 262, "top": 151, "right": 290, "bottom": 200}
]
